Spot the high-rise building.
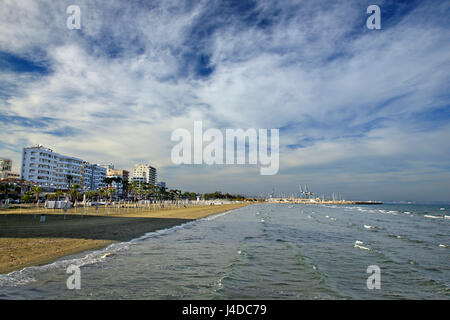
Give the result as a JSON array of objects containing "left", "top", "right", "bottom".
[
  {"left": 132, "top": 164, "right": 156, "bottom": 185},
  {"left": 82, "top": 162, "right": 107, "bottom": 191},
  {"left": 21, "top": 145, "right": 83, "bottom": 189}
]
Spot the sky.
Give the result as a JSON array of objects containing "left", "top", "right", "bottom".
[{"left": 1, "top": 0, "right": 449, "bottom": 201}]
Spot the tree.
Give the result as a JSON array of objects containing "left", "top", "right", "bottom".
[
  {"left": 103, "top": 177, "right": 115, "bottom": 188},
  {"left": 98, "top": 188, "right": 107, "bottom": 201},
  {"left": 85, "top": 190, "right": 97, "bottom": 201},
  {"left": 21, "top": 191, "right": 33, "bottom": 203},
  {"left": 129, "top": 181, "right": 139, "bottom": 202},
  {"left": 55, "top": 190, "right": 64, "bottom": 201},
  {"left": 66, "top": 175, "right": 74, "bottom": 188},
  {"left": 0, "top": 182, "right": 13, "bottom": 200},
  {"left": 69, "top": 184, "right": 81, "bottom": 203},
  {"left": 107, "top": 188, "right": 116, "bottom": 202},
  {"left": 31, "top": 186, "right": 43, "bottom": 206}
]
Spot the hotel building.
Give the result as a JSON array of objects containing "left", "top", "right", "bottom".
[
  {"left": 131, "top": 164, "right": 157, "bottom": 185},
  {"left": 82, "top": 162, "right": 107, "bottom": 191},
  {"left": 21, "top": 145, "right": 83, "bottom": 189}
]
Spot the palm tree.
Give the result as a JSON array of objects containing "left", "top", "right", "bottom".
[
  {"left": 107, "top": 188, "right": 116, "bottom": 202},
  {"left": 31, "top": 186, "right": 43, "bottom": 206},
  {"left": 158, "top": 186, "right": 168, "bottom": 201},
  {"left": 129, "top": 181, "right": 139, "bottom": 202},
  {"left": 98, "top": 188, "right": 107, "bottom": 201},
  {"left": 168, "top": 189, "right": 176, "bottom": 201},
  {"left": 69, "top": 184, "right": 81, "bottom": 203},
  {"left": 103, "top": 177, "right": 114, "bottom": 188},
  {"left": 55, "top": 190, "right": 64, "bottom": 201}
]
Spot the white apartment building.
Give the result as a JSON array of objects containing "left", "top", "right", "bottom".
[
  {"left": 82, "top": 162, "right": 107, "bottom": 191},
  {"left": 132, "top": 164, "right": 157, "bottom": 185},
  {"left": 21, "top": 145, "right": 83, "bottom": 189}
]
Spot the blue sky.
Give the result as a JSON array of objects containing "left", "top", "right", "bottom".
[{"left": 1, "top": 0, "right": 449, "bottom": 201}]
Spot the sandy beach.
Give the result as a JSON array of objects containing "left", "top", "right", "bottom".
[{"left": 0, "top": 203, "right": 250, "bottom": 274}]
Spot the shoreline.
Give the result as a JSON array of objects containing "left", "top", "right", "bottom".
[{"left": 0, "top": 203, "right": 250, "bottom": 275}]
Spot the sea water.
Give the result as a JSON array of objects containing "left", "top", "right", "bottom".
[{"left": 0, "top": 203, "right": 448, "bottom": 299}]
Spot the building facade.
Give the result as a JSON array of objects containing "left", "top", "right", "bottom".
[
  {"left": 0, "top": 158, "right": 16, "bottom": 180},
  {"left": 0, "top": 158, "right": 12, "bottom": 172},
  {"left": 21, "top": 145, "right": 83, "bottom": 189},
  {"left": 132, "top": 164, "right": 157, "bottom": 185},
  {"left": 82, "top": 162, "right": 107, "bottom": 191},
  {"left": 105, "top": 167, "right": 129, "bottom": 196}
]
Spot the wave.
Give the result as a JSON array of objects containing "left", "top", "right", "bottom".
[
  {"left": 424, "top": 215, "right": 443, "bottom": 219},
  {"left": 354, "top": 244, "right": 370, "bottom": 251}
]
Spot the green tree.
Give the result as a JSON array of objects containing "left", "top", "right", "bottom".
[
  {"left": 31, "top": 186, "right": 43, "bottom": 206},
  {"left": 107, "top": 188, "right": 116, "bottom": 202},
  {"left": 98, "top": 188, "right": 107, "bottom": 201},
  {"left": 69, "top": 184, "right": 81, "bottom": 202},
  {"left": 21, "top": 191, "right": 34, "bottom": 203},
  {"left": 0, "top": 182, "right": 13, "bottom": 200},
  {"left": 55, "top": 190, "right": 64, "bottom": 201}
]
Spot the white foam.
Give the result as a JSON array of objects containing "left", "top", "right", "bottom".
[
  {"left": 354, "top": 244, "right": 370, "bottom": 251},
  {"left": 364, "top": 225, "right": 375, "bottom": 230},
  {"left": 424, "top": 215, "right": 443, "bottom": 219}
]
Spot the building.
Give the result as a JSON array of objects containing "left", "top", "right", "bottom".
[
  {"left": 1, "top": 172, "right": 20, "bottom": 180},
  {"left": 82, "top": 162, "right": 107, "bottom": 191},
  {"left": 21, "top": 145, "right": 84, "bottom": 189},
  {"left": 132, "top": 164, "right": 156, "bottom": 185},
  {"left": 104, "top": 166, "right": 129, "bottom": 196},
  {"left": 0, "top": 158, "right": 12, "bottom": 172},
  {"left": 106, "top": 168, "right": 129, "bottom": 183},
  {"left": 0, "top": 158, "right": 19, "bottom": 179}
]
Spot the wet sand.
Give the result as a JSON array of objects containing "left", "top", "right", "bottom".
[{"left": 0, "top": 203, "right": 249, "bottom": 274}]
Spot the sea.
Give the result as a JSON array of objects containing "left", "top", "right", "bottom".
[{"left": 0, "top": 203, "right": 448, "bottom": 299}]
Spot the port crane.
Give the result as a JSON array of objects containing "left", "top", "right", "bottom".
[{"left": 299, "top": 184, "right": 314, "bottom": 199}]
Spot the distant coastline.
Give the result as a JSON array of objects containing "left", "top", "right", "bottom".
[{"left": 267, "top": 198, "right": 383, "bottom": 205}]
